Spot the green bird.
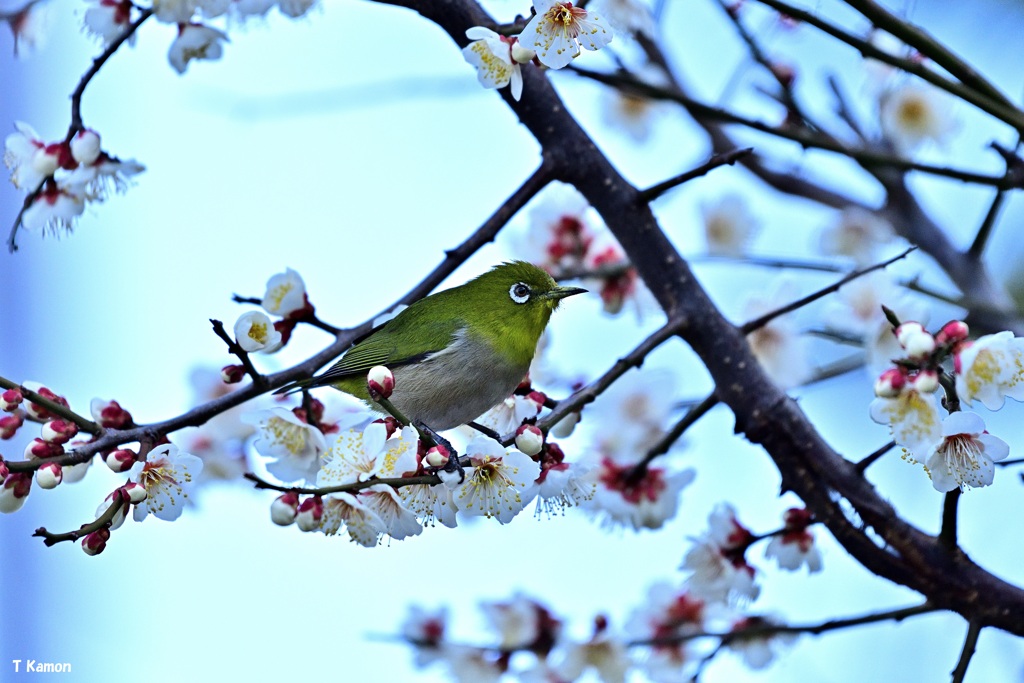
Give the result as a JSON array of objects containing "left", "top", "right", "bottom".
[{"left": 279, "top": 261, "right": 586, "bottom": 432}]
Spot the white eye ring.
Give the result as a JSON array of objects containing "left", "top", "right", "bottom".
[{"left": 509, "top": 282, "right": 531, "bottom": 304}]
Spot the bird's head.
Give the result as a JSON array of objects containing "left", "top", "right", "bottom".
[{"left": 459, "top": 261, "right": 586, "bottom": 354}]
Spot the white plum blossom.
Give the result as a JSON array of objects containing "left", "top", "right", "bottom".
[
  {"left": 243, "top": 407, "right": 328, "bottom": 483},
  {"left": 742, "top": 279, "right": 812, "bottom": 390},
  {"left": 128, "top": 443, "right": 203, "bottom": 521},
  {"left": 955, "top": 331, "right": 1024, "bottom": 411},
  {"left": 702, "top": 193, "right": 760, "bottom": 257},
  {"left": 682, "top": 504, "right": 760, "bottom": 603},
  {"left": 589, "top": 369, "right": 676, "bottom": 462},
  {"left": 462, "top": 27, "right": 524, "bottom": 101},
  {"left": 152, "top": 0, "right": 202, "bottom": 23},
  {"left": 21, "top": 185, "right": 85, "bottom": 233},
  {"left": 83, "top": 0, "right": 134, "bottom": 45},
  {"left": 869, "top": 385, "right": 942, "bottom": 455},
  {"left": 583, "top": 454, "right": 695, "bottom": 530},
  {"left": 592, "top": 0, "right": 656, "bottom": 39},
  {"left": 481, "top": 593, "right": 556, "bottom": 649},
  {"left": 879, "top": 82, "right": 958, "bottom": 154},
  {"left": 724, "top": 614, "right": 797, "bottom": 670},
  {"left": 168, "top": 23, "right": 228, "bottom": 74},
  {"left": 531, "top": 457, "right": 596, "bottom": 517},
  {"left": 359, "top": 484, "right": 423, "bottom": 541},
  {"left": 261, "top": 267, "right": 308, "bottom": 317},
  {"left": 4, "top": 122, "right": 63, "bottom": 192},
  {"left": 474, "top": 392, "right": 543, "bottom": 436},
  {"left": 520, "top": 0, "right": 613, "bottom": 70},
  {"left": 763, "top": 508, "right": 822, "bottom": 573},
  {"left": 320, "top": 491, "right": 386, "bottom": 546},
  {"left": 624, "top": 582, "right": 706, "bottom": 680},
  {"left": 520, "top": 181, "right": 604, "bottom": 271},
  {"left": 818, "top": 206, "right": 896, "bottom": 264},
  {"left": 916, "top": 412, "right": 1009, "bottom": 492},
  {"left": 234, "top": 310, "right": 282, "bottom": 352},
  {"left": 454, "top": 438, "right": 540, "bottom": 523},
  {"left": 402, "top": 605, "right": 448, "bottom": 667},
  {"left": 554, "top": 620, "right": 631, "bottom": 683},
  {"left": 4, "top": 0, "right": 53, "bottom": 56},
  {"left": 319, "top": 422, "right": 394, "bottom": 484}
]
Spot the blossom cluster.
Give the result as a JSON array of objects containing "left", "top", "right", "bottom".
[
  {"left": 462, "top": 0, "right": 613, "bottom": 101},
  {"left": 516, "top": 182, "right": 648, "bottom": 316},
  {"left": 396, "top": 504, "right": 820, "bottom": 680},
  {"left": 3, "top": 123, "right": 143, "bottom": 235},
  {"left": 0, "top": 383, "right": 204, "bottom": 555},
  {"left": 870, "top": 320, "right": 1015, "bottom": 491}
]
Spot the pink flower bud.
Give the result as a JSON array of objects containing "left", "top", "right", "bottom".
[
  {"left": 104, "top": 448, "right": 137, "bottom": 473},
  {"left": 912, "top": 369, "right": 939, "bottom": 393},
  {"left": 70, "top": 129, "right": 101, "bottom": 165},
  {"left": 90, "top": 398, "right": 133, "bottom": 429},
  {"left": 367, "top": 365, "right": 395, "bottom": 400},
  {"left": 121, "top": 481, "right": 148, "bottom": 504},
  {"left": 0, "top": 472, "right": 32, "bottom": 513},
  {"left": 375, "top": 416, "right": 401, "bottom": 439},
  {"left": 902, "top": 330, "right": 936, "bottom": 359},
  {"left": 782, "top": 507, "right": 813, "bottom": 530},
  {"left": 511, "top": 40, "right": 536, "bottom": 64},
  {"left": 935, "top": 320, "right": 969, "bottom": 346},
  {"left": 24, "top": 438, "right": 63, "bottom": 459},
  {"left": 295, "top": 496, "right": 324, "bottom": 531},
  {"left": 874, "top": 368, "right": 906, "bottom": 398},
  {"left": 514, "top": 424, "right": 545, "bottom": 456},
  {"left": 0, "top": 413, "right": 24, "bottom": 439},
  {"left": 23, "top": 385, "right": 69, "bottom": 421},
  {"left": 81, "top": 528, "right": 110, "bottom": 556},
  {"left": 1, "top": 389, "right": 22, "bottom": 411},
  {"left": 271, "top": 492, "right": 300, "bottom": 526},
  {"left": 35, "top": 461, "right": 63, "bottom": 489},
  {"left": 423, "top": 445, "right": 450, "bottom": 468},
  {"left": 526, "top": 390, "right": 548, "bottom": 411},
  {"left": 894, "top": 322, "right": 925, "bottom": 347},
  {"left": 41, "top": 419, "right": 78, "bottom": 444},
  {"left": 0, "top": 458, "right": 8, "bottom": 479},
  {"left": 221, "top": 364, "right": 246, "bottom": 384}
]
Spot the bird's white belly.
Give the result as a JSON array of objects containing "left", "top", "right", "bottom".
[{"left": 389, "top": 334, "right": 527, "bottom": 431}]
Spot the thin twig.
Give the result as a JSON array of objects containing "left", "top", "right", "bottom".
[
  {"left": 639, "top": 147, "right": 754, "bottom": 201},
  {"left": 0, "top": 376, "right": 101, "bottom": 434},
  {"left": 855, "top": 441, "right": 896, "bottom": 473},
  {"left": 68, "top": 9, "right": 155, "bottom": 137},
  {"left": 967, "top": 140, "right": 1021, "bottom": 259},
  {"left": 528, "top": 318, "right": 687, "bottom": 440},
  {"left": 740, "top": 247, "right": 917, "bottom": 333},
  {"left": 839, "top": 0, "right": 1015, "bottom": 110},
  {"left": 939, "top": 488, "right": 961, "bottom": 550},
  {"left": 754, "top": 0, "right": 1024, "bottom": 132},
  {"left": 631, "top": 602, "right": 936, "bottom": 646},
  {"left": 570, "top": 67, "right": 1014, "bottom": 187},
  {"left": 210, "top": 319, "right": 268, "bottom": 390},
  {"left": 33, "top": 489, "right": 126, "bottom": 547},
  {"left": 629, "top": 392, "right": 718, "bottom": 479},
  {"left": 950, "top": 622, "right": 982, "bottom": 683},
  {"left": 244, "top": 470, "right": 445, "bottom": 497}
]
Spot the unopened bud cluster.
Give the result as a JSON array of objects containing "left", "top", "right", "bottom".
[{"left": 873, "top": 320, "right": 969, "bottom": 398}]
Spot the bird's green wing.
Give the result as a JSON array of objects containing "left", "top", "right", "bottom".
[{"left": 308, "top": 316, "right": 464, "bottom": 387}]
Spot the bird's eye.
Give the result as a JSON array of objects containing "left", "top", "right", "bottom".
[{"left": 509, "top": 282, "right": 532, "bottom": 304}]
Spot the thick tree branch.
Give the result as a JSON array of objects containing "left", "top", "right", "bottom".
[{"left": 377, "top": 0, "right": 1024, "bottom": 634}]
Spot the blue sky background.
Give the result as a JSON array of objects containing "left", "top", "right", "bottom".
[{"left": 2, "top": 0, "right": 1024, "bottom": 680}]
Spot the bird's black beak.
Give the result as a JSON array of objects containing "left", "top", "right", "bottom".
[{"left": 544, "top": 285, "right": 588, "bottom": 301}]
